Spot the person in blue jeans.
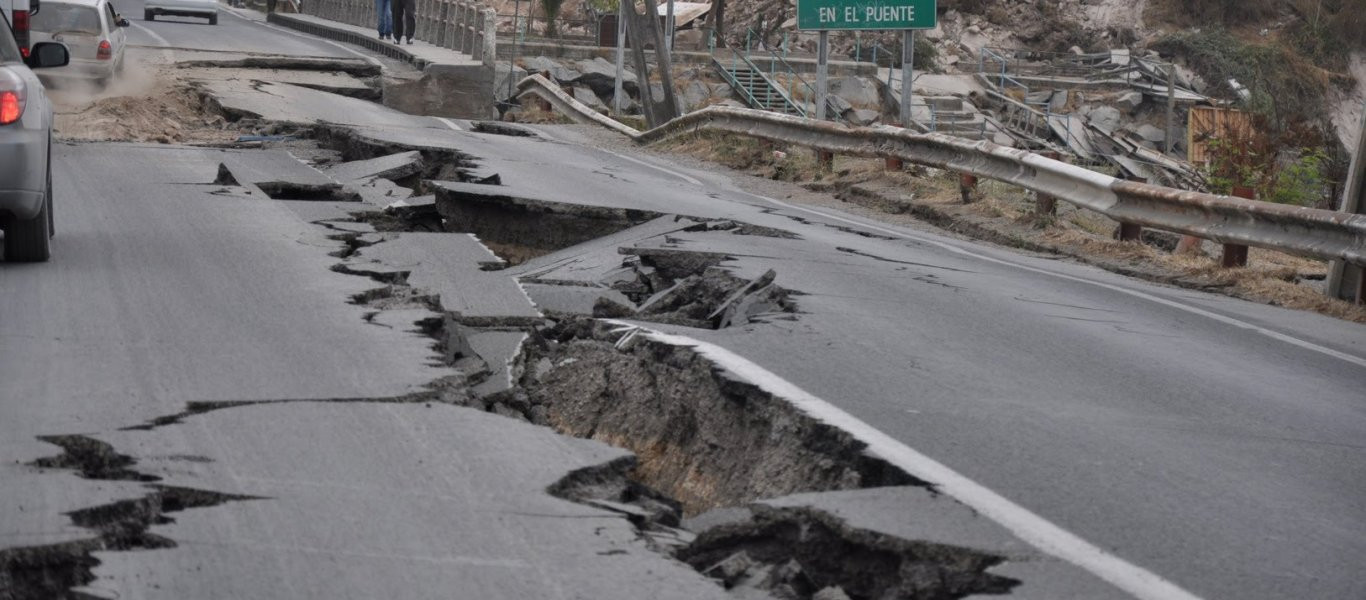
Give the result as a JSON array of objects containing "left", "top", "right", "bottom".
[{"left": 375, "top": 0, "right": 393, "bottom": 40}]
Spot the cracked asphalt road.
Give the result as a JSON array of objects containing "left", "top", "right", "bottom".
[{"left": 2, "top": 3, "right": 1365, "bottom": 600}]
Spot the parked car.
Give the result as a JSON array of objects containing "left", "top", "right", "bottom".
[
  {"left": 144, "top": 0, "right": 216, "bottom": 25},
  {"left": 30, "top": 0, "right": 127, "bottom": 84},
  {"left": 1, "top": 10, "right": 68, "bottom": 261}
]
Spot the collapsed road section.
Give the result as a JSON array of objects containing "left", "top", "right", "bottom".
[{"left": 14, "top": 61, "right": 1254, "bottom": 600}]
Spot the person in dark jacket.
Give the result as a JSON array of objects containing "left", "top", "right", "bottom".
[{"left": 390, "top": 0, "right": 415, "bottom": 44}]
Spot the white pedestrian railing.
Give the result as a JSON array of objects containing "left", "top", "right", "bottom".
[{"left": 300, "top": 0, "right": 496, "bottom": 66}]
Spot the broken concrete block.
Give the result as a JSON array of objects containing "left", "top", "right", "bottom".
[
  {"left": 829, "top": 76, "right": 881, "bottom": 107},
  {"left": 680, "top": 79, "right": 714, "bottom": 111},
  {"left": 493, "top": 63, "right": 529, "bottom": 100},
  {"left": 827, "top": 95, "right": 854, "bottom": 117},
  {"left": 573, "top": 57, "right": 639, "bottom": 99},
  {"left": 813, "top": 586, "right": 852, "bottom": 600},
  {"left": 1137, "top": 124, "right": 1166, "bottom": 144},
  {"left": 1050, "top": 90, "right": 1069, "bottom": 112},
  {"left": 523, "top": 56, "right": 580, "bottom": 83},
  {"left": 847, "top": 108, "right": 881, "bottom": 126},
  {"left": 1087, "top": 106, "right": 1123, "bottom": 134},
  {"left": 571, "top": 86, "right": 609, "bottom": 113},
  {"left": 703, "top": 551, "right": 756, "bottom": 587},
  {"left": 1116, "top": 91, "right": 1144, "bottom": 113},
  {"left": 326, "top": 151, "right": 423, "bottom": 183}
]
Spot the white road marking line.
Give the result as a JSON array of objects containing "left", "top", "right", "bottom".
[
  {"left": 584, "top": 149, "right": 1364, "bottom": 369},
  {"left": 435, "top": 117, "right": 462, "bottom": 131},
  {"left": 129, "top": 21, "right": 172, "bottom": 48},
  {"left": 605, "top": 320, "right": 1205, "bottom": 600},
  {"left": 219, "top": 6, "right": 385, "bottom": 66},
  {"left": 753, "top": 195, "right": 1366, "bottom": 370}
]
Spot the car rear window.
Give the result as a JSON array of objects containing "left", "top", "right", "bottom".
[
  {"left": 32, "top": 3, "right": 103, "bottom": 35},
  {"left": 0, "top": 12, "right": 23, "bottom": 62}
]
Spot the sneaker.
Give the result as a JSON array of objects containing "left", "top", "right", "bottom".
[{"left": 406, "top": 38, "right": 413, "bottom": 45}]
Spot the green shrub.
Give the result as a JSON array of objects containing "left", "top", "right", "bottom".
[
  {"left": 1153, "top": 30, "right": 1327, "bottom": 128},
  {"left": 1266, "top": 149, "right": 1331, "bottom": 207}
]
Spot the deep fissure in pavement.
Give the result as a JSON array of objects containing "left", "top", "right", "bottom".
[
  {"left": 121, "top": 85, "right": 1023, "bottom": 598},
  {"left": 679, "top": 505, "right": 1019, "bottom": 599},
  {"left": 2, "top": 436, "right": 262, "bottom": 600}
]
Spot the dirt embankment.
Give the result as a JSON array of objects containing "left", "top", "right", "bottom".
[{"left": 48, "top": 50, "right": 239, "bottom": 145}]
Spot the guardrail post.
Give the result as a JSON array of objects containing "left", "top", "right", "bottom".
[
  {"left": 472, "top": 10, "right": 485, "bottom": 61},
  {"left": 452, "top": 2, "right": 465, "bottom": 50},
  {"left": 482, "top": 8, "right": 497, "bottom": 67},
  {"left": 1034, "top": 151, "right": 1060, "bottom": 216},
  {"left": 434, "top": 0, "right": 447, "bottom": 47},
  {"left": 1221, "top": 186, "right": 1255, "bottom": 268},
  {"left": 885, "top": 157, "right": 903, "bottom": 171},
  {"left": 959, "top": 173, "right": 978, "bottom": 203},
  {"left": 1117, "top": 175, "right": 1144, "bottom": 241},
  {"left": 463, "top": 3, "right": 476, "bottom": 54},
  {"left": 1117, "top": 222, "right": 1143, "bottom": 242}
]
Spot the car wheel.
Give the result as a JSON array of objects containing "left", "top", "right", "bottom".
[
  {"left": 208, "top": 14, "right": 217, "bottom": 24},
  {"left": 144, "top": 9, "right": 154, "bottom": 20},
  {"left": 3, "top": 173, "right": 53, "bottom": 263}
]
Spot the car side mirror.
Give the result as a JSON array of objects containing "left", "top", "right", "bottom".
[
  {"left": 117, "top": 18, "right": 130, "bottom": 27},
  {"left": 26, "top": 42, "right": 70, "bottom": 69}
]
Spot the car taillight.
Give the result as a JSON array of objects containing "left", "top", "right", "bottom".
[
  {"left": 97, "top": 40, "right": 112, "bottom": 60},
  {"left": 0, "top": 69, "right": 27, "bottom": 126},
  {"left": 13, "top": 11, "right": 30, "bottom": 58}
]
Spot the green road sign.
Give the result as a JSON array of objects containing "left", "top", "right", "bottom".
[{"left": 797, "top": 0, "right": 937, "bottom": 31}]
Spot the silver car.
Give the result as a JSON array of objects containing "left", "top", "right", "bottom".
[
  {"left": 0, "top": 11, "right": 68, "bottom": 262},
  {"left": 30, "top": 0, "right": 128, "bottom": 84}
]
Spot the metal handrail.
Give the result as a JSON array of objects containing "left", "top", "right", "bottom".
[{"left": 713, "top": 53, "right": 770, "bottom": 115}]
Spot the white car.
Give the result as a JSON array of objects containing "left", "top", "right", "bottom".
[
  {"left": 29, "top": 0, "right": 127, "bottom": 83},
  {"left": 144, "top": 0, "right": 217, "bottom": 25},
  {"left": 1, "top": 10, "right": 69, "bottom": 261}
]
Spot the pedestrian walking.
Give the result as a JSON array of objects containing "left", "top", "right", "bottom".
[
  {"left": 391, "top": 0, "right": 415, "bottom": 44},
  {"left": 375, "top": 0, "right": 393, "bottom": 40}
]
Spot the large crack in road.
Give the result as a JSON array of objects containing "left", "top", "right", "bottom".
[{"left": 5, "top": 63, "right": 1034, "bottom": 600}]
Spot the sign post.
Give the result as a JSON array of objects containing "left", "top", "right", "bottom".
[
  {"left": 901, "top": 30, "right": 913, "bottom": 125},
  {"left": 797, "top": 0, "right": 936, "bottom": 125},
  {"left": 816, "top": 31, "right": 829, "bottom": 120}
]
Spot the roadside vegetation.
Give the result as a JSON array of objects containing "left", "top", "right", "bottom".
[{"left": 1148, "top": 0, "right": 1364, "bottom": 208}]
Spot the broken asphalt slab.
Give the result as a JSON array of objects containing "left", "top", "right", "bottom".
[
  {"left": 325, "top": 150, "right": 424, "bottom": 183},
  {"left": 59, "top": 403, "right": 741, "bottom": 600},
  {"left": 201, "top": 80, "right": 445, "bottom": 130},
  {"left": 343, "top": 232, "right": 542, "bottom": 322}
]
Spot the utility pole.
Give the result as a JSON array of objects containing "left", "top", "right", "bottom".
[
  {"left": 613, "top": 0, "right": 626, "bottom": 116},
  {"left": 506, "top": 0, "right": 522, "bottom": 99},
  {"left": 665, "top": 0, "right": 675, "bottom": 52},
  {"left": 1327, "top": 106, "right": 1366, "bottom": 304}
]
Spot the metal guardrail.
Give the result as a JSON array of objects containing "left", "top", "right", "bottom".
[
  {"left": 302, "top": 0, "right": 496, "bottom": 65},
  {"left": 516, "top": 74, "right": 1366, "bottom": 266}
]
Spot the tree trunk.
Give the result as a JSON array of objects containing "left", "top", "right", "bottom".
[{"left": 623, "top": 0, "right": 680, "bottom": 127}]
